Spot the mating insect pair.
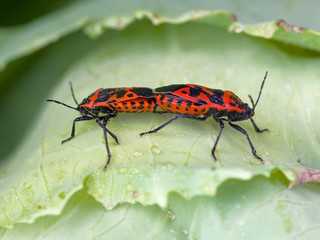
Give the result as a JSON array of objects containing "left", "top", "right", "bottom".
[{"left": 47, "top": 72, "right": 268, "bottom": 170}]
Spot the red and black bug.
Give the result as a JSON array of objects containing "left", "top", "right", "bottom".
[
  {"left": 140, "top": 72, "right": 268, "bottom": 162},
  {"left": 47, "top": 85, "right": 156, "bottom": 170}
]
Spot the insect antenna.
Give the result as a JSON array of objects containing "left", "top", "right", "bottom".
[
  {"left": 47, "top": 83, "right": 81, "bottom": 112},
  {"left": 69, "top": 82, "right": 79, "bottom": 105},
  {"left": 248, "top": 94, "right": 255, "bottom": 108},
  {"left": 46, "top": 99, "right": 79, "bottom": 111},
  {"left": 252, "top": 71, "right": 268, "bottom": 111}
]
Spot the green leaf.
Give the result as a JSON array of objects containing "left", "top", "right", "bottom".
[
  {"left": 1, "top": 175, "right": 319, "bottom": 239},
  {"left": 1, "top": 18, "right": 320, "bottom": 227},
  {"left": 2, "top": 0, "right": 320, "bottom": 69},
  {"left": 229, "top": 20, "right": 320, "bottom": 52},
  {"left": 0, "top": 0, "right": 320, "bottom": 237}
]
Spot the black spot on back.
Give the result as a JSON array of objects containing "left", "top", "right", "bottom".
[
  {"left": 131, "top": 88, "right": 154, "bottom": 97},
  {"left": 186, "top": 101, "right": 192, "bottom": 107},
  {"left": 188, "top": 87, "right": 201, "bottom": 98},
  {"left": 193, "top": 102, "right": 202, "bottom": 107},
  {"left": 230, "top": 102, "right": 237, "bottom": 107},
  {"left": 207, "top": 89, "right": 225, "bottom": 106},
  {"left": 166, "top": 97, "right": 174, "bottom": 104},
  {"left": 159, "top": 94, "right": 166, "bottom": 101}
]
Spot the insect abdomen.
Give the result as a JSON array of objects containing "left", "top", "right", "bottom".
[
  {"left": 155, "top": 94, "right": 208, "bottom": 115},
  {"left": 108, "top": 98, "right": 156, "bottom": 113}
]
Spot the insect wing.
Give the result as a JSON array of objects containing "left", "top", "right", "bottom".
[
  {"left": 93, "top": 87, "right": 155, "bottom": 107},
  {"left": 155, "top": 84, "right": 226, "bottom": 111},
  {"left": 155, "top": 84, "right": 205, "bottom": 103}
]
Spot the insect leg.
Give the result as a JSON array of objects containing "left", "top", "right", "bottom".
[
  {"left": 250, "top": 118, "right": 268, "bottom": 133},
  {"left": 95, "top": 118, "right": 112, "bottom": 170},
  {"left": 153, "top": 111, "right": 169, "bottom": 114},
  {"left": 62, "top": 116, "right": 97, "bottom": 144},
  {"left": 140, "top": 115, "right": 181, "bottom": 136},
  {"left": 140, "top": 114, "right": 207, "bottom": 137},
  {"left": 228, "top": 121, "right": 264, "bottom": 163},
  {"left": 211, "top": 119, "right": 225, "bottom": 161},
  {"left": 179, "top": 114, "right": 208, "bottom": 121},
  {"left": 97, "top": 116, "right": 119, "bottom": 144}
]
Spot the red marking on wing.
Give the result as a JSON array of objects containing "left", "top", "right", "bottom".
[
  {"left": 93, "top": 101, "right": 112, "bottom": 107},
  {"left": 171, "top": 88, "right": 194, "bottom": 101},
  {"left": 171, "top": 85, "right": 226, "bottom": 111},
  {"left": 197, "top": 92, "right": 226, "bottom": 111},
  {"left": 196, "top": 85, "right": 217, "bottom": 96},
  {"left": 107, "top": 94, "right": 118, "bottom": 101},
  {"left": 92, "top": 89, "right": 146, "bottom": 107},
  {"left": 81, "top": 88, "right": 103, "bottom": 108},
  {"left": 223, "top": 91, "right": 245, "bottom": 113}
]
